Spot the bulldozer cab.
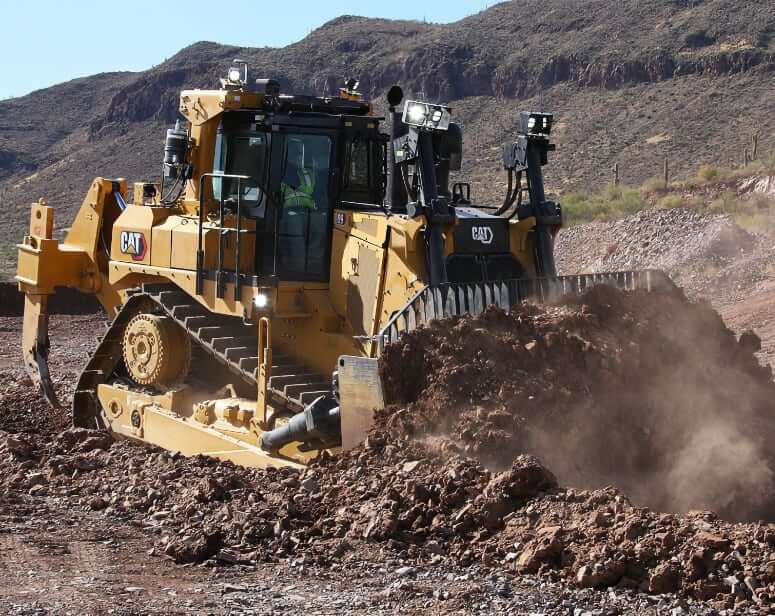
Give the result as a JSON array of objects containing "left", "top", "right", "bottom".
[{"left": 207, "top": 108, "right": 385, "bottom": 283}]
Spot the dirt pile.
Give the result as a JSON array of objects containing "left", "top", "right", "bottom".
[
  {"left": 3, "top": 286, "right": 775, "bottom": 610},
  {"left": 3, "top": 419, "right": 775, "bottom": 609},
  {"left": 381, "top": 284, "right": 775, "bottom": 522}
]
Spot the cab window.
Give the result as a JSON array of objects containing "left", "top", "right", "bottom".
[
  {"left": 341, "top": 135, "right": 384, "bottom": 203},
  {"left": 275, "top": 133, "right": 333, "bottom": 280},
  {"left": 212, "top": 118, "right": 267, "bottom": 214}
]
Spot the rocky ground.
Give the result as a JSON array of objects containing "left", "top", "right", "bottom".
[
  {"left": 0, "top": 315, "right": 724, "bottom": 616},
  {"left": 2, "top": 279, "right": 775, "bottom": 614}
]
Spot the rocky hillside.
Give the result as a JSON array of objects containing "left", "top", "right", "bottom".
[{"left": 1, "top": 0, "right": 774, "bottom": 278}]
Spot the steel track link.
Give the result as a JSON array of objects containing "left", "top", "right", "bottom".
[{"left": 73, "top": 284, "right": 331, "bottom": 429}]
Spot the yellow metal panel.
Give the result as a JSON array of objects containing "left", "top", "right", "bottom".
[
  {"left": 329, "top": 226, "right": 349, "bottom": 318},
  {"left": 111, "top": 205, "right": 170, "bottom": 266},
  {"left": 151, "top": 217, "right": 176, "bottom": 268},
  {"left": 16, "top": 240, "right": 94, "bottom": 295},
  {"left": 29, "top": 200, "right": 54, "bottom": 238}
]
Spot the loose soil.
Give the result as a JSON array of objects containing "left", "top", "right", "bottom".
[{"left": 2, "top": 284, "right": 775, "bottom": 614}]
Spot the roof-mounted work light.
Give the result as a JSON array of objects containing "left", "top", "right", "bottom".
[
  {"left": 227, "top": 58, "right": 248, "bottom": 86},
  {"left": 402, "top": 100, "right": 451, "bottom": 131}
]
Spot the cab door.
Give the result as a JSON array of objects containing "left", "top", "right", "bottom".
[{"left": 261, "top": 129, "right": 337, "bottom": 282}]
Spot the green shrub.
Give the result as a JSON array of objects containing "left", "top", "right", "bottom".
[
  {"left": 696, "top": 164, "right": 720, "bottom": 183},
  {"left": 561, "top": 191, "right": 602, "bottom": 226},
  {"left": 655, "top": 194, "right": 685, "bottom": 209},
  {"left": 602, "top": 182, "right": 623, "bottom": 201},
  {"left": 734, "top": 213, "right": 771, "bottom": 233},
  {"left": 561, "top": 186, "right": 645, "bottom": 226},
  {"left": 708, "top": 190, "right": 738, "bottom": 214},
  {"left": 751, "top": 193, "right": 775, "bottom": 212},
  {"left": 640, "top": 176, "right": 666, "bottom": 193},
  {"left": 761, "top": 154, "right": 775, "bottom": 176}
]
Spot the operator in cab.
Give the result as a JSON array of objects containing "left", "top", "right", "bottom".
[{"left": 281, "top": 138, "right": 318, "bottom": 210}]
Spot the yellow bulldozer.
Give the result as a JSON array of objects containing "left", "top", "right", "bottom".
[{"left": 16, "top": 62, "right": 665, "bottom": 468}]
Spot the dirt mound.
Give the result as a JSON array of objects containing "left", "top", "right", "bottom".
[
  {"left": 381, "top": 284, "right": 775, "bottom": 522},
  {"left": 3, "top": 286, "right": 775, "bottom": 610},
  {"left": 3, "top": 422, "right": 775, "bottom": 609}
]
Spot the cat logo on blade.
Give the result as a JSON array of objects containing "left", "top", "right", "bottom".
[
  {"left": 471, "top": 226, "right": 494, "bottom": 245},
  {"left": 120, "top": 231, "right": 147, "bottom": 261}
]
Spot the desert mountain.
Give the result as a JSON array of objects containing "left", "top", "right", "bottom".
[{"left": 1, "top": 0, "right": 774, "bottom": 277}]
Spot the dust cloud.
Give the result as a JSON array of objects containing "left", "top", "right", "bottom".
[{"left": 380, "top": 284, "right": 775, "bottom": 522}]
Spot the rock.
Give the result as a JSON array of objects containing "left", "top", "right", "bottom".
[
  {"left": 28, "top": 484, "right": 47, "bottom": 496},
  {"left": 395, "top": 566, "right": 415, "bottom": 577},
  {"left": 193, "top": 477, "right": 228, "bottom": 503},
  {"left": 616, "top": 518, "right": 646, "bottom": 542},
  {"left": 515, "top": 526, "right": 563, "bottom": 574},
  {"left": 89, "top": 496, "right": 108, "bottom": 511},
  {"left": 300, "top": 476, "right": 318, "bottom": 493},
  {"left": 576, "top": 560, "right": 626, "bottom": 589},
  {"left": 486, "top": 455, "right": 557, "bottom": 501},
  {"left": 590, "top": 509, "right": 613, "bottom": 527},
  {"left": 216, "top": 548, "right": 251, "bottom": 564},
  {"left": 331, "top": 540, "right": 351, "bottom": 558},
  {"left": 648, "top": 562, "right": 681, "bottom": 594},
  {"left": 424, "top": 540, "right": 444, "bottom": 555},
  {"left": 55, "top": 428, "right": 112, "bottom": 453},
  {"left": 26, "top": 472, "right": 47, "bottom": 486},
  {"left": 478, "top": 496, "right": 517, "bottom": 530},
  {"left": 222, "top": 584, "right": 247, "bottom": 593},
  {"left": 692, "top": 577, "right": 728, "bottom": 601},
  {"left": 163, "top": 531, "right": 223, "bottom": 564},
  {"left": 402, "top": 460, "right": 422, "bottom": 473},
  {"left": 5, "top": 435, "right": 33, "bottom": 459},
  {"left": 696, "top": 531, "right": 731, "bottom": 552}
]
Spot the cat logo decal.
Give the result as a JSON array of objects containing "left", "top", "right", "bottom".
[
  {"left": 471, "top": 226, "right": 494, "bottom": 245},
  {"left": 120, "top": 231, "right": 147, "bottom": 261}
]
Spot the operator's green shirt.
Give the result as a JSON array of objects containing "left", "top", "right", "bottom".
[{"left": 281, "top": 168, "right": 316, "bottom": 209}]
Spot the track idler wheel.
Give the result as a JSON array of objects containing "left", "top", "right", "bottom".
[{"left": 122, "top": 313, "right": 191, "bottom": 387}]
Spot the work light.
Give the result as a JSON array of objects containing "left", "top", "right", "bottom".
[
  {"left": 520, "top": 112, "right": 553, "bottom": 137},
  {"left": 253, "top": 293, "right": 269, "bottom": 309},
  {"left": 402, "top": 100, "right": 451, "bottom": 131}
]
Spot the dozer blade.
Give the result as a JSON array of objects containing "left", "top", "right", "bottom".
[
  {"left": 21, "top": 293, "right": 60, "bottom": 408},
  {"left": 378, "top": 269, "right": 674, "bottom": 351}
]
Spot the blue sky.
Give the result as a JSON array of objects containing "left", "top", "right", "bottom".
[{"left": 0, "top": 0, "right": 499, "bottom": 100}]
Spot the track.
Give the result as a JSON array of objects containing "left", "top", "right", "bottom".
[{"left": 73, "top": 283, "right": 331, "bottom": 428}]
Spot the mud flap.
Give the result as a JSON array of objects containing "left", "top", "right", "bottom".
[
  {"left": 337, "top": 355, "right": 385, "bottom": 451},
  {"left": 22, "top": 293, "right": 60, "bottom": 408}
]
